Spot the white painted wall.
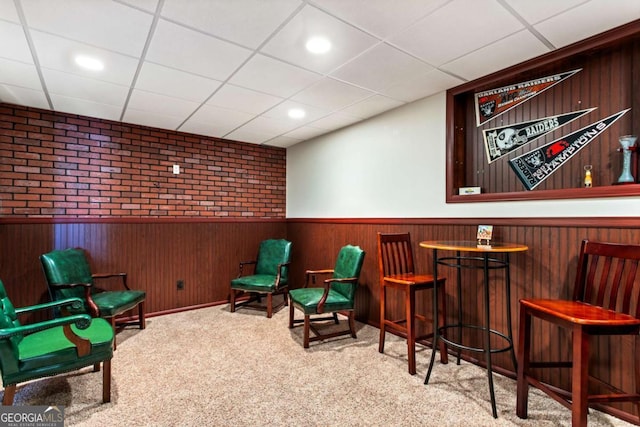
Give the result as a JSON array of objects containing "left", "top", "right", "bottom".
[{"left": 287, "top": 91, "right": 640, "bottom": 218}]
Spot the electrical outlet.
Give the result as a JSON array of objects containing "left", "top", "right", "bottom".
[
  {"left": 177, "top": 279, "right": 184, "bottom": 290},
  {"left": 172, "top": 164, "right": 180, "bottom": 175}
]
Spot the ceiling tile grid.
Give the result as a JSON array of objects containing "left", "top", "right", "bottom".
[{"left": 0, "top": 0, "right": 638, "bottom": 148}]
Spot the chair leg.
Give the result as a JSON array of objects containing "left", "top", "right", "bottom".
[
  {"left": 2, "top": 384, "right": 16, "bottom": 405},
  {"left": 635, "top": 337, "right": 640, "bottom": 422},
  {"left": 288, "top": 297, "right": 295, "bottom": 328},
  {"left": 303, "top": 315, "right": 310, "bottom": 348},
  {"left": 267, "top": 293, "right": 273, "bottom": 318},
  {"left": 333, "top": 312, "right": 339, "bottom": 324},
  {"left": 230, "top": 289, "right": 236, "bottom": 313},
  {"left": 379, "top": 284, "right": 386, "bottom": 353},
  {"left": 94, "top": 363, "right": 101, "bottom": 372},
  {"left": 407, "top": 286, "right": 416, "bottom": 375},
  {"left": 516, "top": 306, "right": 532, "bottom": 419},
  {"left": 102, "top": 359, "right": 112, "bottom": 403},
  {"left": 437, "top": 280, "right": 448, "bottom": 364},
  {"left": 110, "top": 317, "right": 117, "bottom": 351},
  {"left": 349, "top": 312, "right": 357, "bottom": 339},
  {"left": 572, "top": 325, "right": 589, "bottom": 427},
  {"left": 138, "top": 302, "right": 146, "bottom": 329}
]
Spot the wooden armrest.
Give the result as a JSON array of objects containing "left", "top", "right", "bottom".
[
  {"left": 317, "top": 277, "right": 358, "bottom": 313},
  {"left": 92, "top": 272, "right": 130, "bottom": 290}
]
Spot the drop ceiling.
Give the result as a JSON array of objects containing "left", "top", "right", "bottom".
[{"left": 1, "top": 0, "right": 639, "bottom": 148}]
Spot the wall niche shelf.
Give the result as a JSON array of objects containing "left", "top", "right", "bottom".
[{"left": 446, "top": 19, "right": 640, "bottom": 203}]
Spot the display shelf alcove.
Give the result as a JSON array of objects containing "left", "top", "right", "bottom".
[{"left": 447, "top": 19, "right": 640, "bottom": 203}]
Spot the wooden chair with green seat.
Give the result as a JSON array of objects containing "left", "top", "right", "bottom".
[
  {"left": 289, "top": 245, "right": 365, "bottom": 348},
  {"left": 0, "top": 279, "right": 114, "bottom": 405},
  {"left": 40, "top": 248, "right": 146, "bottom": 349},
  {"left": 517, "top": 239, "right": 640, "bottom": 427},
  {"left": 230, "top": 239, "right": 292, "bottom": 318}
]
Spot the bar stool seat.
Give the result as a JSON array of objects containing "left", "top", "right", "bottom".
[{"left": 377, "top": 232, "right": 448, "bottom": 375}]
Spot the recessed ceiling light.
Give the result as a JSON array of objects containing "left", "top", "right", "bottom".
[
  {"left": 288, "top": 108, "right": 306, "bottom": 119},
  {"left": 305, "top": 36, "right": 331, "bottom": 55},
  {"left": 74, "top": 55, "right": 104, "bottom": 71}
]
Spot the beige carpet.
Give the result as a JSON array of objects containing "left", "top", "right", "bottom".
[{"left": 4, "top": 304, "right": 636, "bottom": 427}]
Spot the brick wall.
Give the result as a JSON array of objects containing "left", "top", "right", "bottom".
[{"left": 0, "top": 103, "right": 286, "bottom": 218}]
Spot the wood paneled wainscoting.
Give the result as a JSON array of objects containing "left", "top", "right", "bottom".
[
  {"left": 286, "top": 217, "right": 640, "bottom": 424},
  {"left": 0, "top": 218, "right": 286, "bottom": 323}
]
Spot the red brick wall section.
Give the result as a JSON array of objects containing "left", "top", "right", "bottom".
[{"left": 0, "top": 103, "right": 286, "bottom": 218}]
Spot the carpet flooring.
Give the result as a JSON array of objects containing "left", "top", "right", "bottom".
[{"left": 3, "top": 304, "right": 636, "bottom": 426}]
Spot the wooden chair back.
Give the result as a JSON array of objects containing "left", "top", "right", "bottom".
[
  {"left": 574, "top": 239, "right": 640, "bottom": 317},
  {"left": 377, "top": 232, "right": 416, "bottom": 281}
]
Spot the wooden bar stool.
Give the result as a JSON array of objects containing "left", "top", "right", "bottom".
[{"left": 377, "top": 232, "right": 447, "bottom": 375}]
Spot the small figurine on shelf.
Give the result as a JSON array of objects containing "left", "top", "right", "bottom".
[{"left": 584, "top": 165, "right": 592, "bottom": 188}]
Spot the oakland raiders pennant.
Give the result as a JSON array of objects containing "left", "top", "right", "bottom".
[
  {"left": 508, "top": 109, "right": 630, "bottom": 190},
  {"left": 483, "top": 108, "right": 596, "bottom": 163},
  {"left": 475, "top": 69, "right": 581, "bottom": 127}
]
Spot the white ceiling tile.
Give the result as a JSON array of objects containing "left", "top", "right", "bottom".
[
  {"left": 206, "top": 84, "right": 283, "bottom": 115},
  {"left": 43, "top": 69, "right": 129, "bottom": 106},
  {"left": 309, "top": 112, "right": 361, "bottom": 130},
  {"left": 284, "top": 125, "right": 326, "bottom": 140},
  {"left": 331, "top": 43, "right": 433, "bottom": 92},
  {"left": 0, "top": 58, "right": 41, "bottom": 89},
  {"left": 50, "top": 94, "right": 123, "bottom": 121},
  {"left": 291, "top": 78, "right": 374, "bottom": 111},
  {"left": 229, "top": 54, "right": 321, "bottom": 98},
  {"left": 389, "top": 0, "right": 524, "bottom": 66},
  {"left": 441, "top": 30, "right": 550, "bottom": 81},
  {"left": 503, "top": 0, "right": 587, "bottom": 24},
  {"left": 147, "top": 19, "right": 252, "bottom": 81},
  {"left": 338, "top": 95, "right": 404, "bottom": 119},
  {"left": 0, "top": 83, "right": 49, "bottom": 108},
  {"left": 117, "top": 0, "right": 159, "bottom": 13},
  {"left": 122, "top": 108, "right": 185, "bottom": 130},
  {"left": 380, "top": 69, "right": 464, "bottom": 103},
  {"left": 161, "top": 0, "right": 303, "bottom": 48},
  {"left": 240, "top": 115, "right": 298, "bottom": 135},
  {"left": 534, "top": 0, "right": 640, "bottom": 48},
  {"left": 261, "top": 5, "right": 378, "bottom": 74},
  {"left": 21, "top": 0, "right": 153, "bottom": 56},
  {"left": 31, "top": 31, "right": 139, "bottom": 86},
  {"left": 310, "top": 0, "right": 448, "bottom": 39},
  {"left": 0, "top": 21, "right": 34, "bottom": 63},
  {"left": 0, "top": 0, "right": 20, "bottom": 23},
  {"left": 183, "top": 104, "right": 254, "bottom": 136},
  {"left": 127, "top": 89, "right": 200, "bottom": 120},
  {"left": 225, "top": 127, "right": 271, "bottom": 144},
  {"left": 265, "top": 135, "right": 304, "bottom": 148},
  {"left": 262, "top": 100, "right": 331, "bottom": 126},
  {"left": 136, "top": 62, "right": 222, "bottom": 103}
]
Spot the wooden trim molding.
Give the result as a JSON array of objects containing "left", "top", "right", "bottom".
[{"left": 286, "top": 217, "right": 640, "bottom": 228}]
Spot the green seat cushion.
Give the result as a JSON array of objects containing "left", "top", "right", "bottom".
[
  {"left": 231, "top": 275, "right": 282, "bottom": 293},
  {"left": 290, "top": 288, "right": 354, "bottom": 315},
  {"left": 91, "top": 290, "right": 146, "bottom": 317},
  {"left": 18, "top": 318, "right": 113, "bottom": 372}
]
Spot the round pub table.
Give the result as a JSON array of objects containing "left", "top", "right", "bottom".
[{"left": 419, "top": 240, "right": 528, "bottom": 418}]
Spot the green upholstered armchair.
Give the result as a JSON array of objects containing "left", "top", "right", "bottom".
[
  {"left": 230, "top": 239, "right": 292, "bottom": 318},
  {"left": 0, "top": 279, "right": 114, "bottom": 405},
  {"left": 289, "top": 245, "right": 365, "bottom": 348},
  {"left": 40, "top": 248, "right": 146, "bottom": 348}
]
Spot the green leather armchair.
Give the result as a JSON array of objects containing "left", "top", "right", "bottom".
[
  {"left": 0, "top": 279, "right": 114, "bottom": 405},
  {"left": 230, "top": 239, "right": 292, "bottom": 318},
  {"left": 40, "top": 248, "right": 146, "bottom": 348},
  {"left": 289, "top": 245, "right": 365, "bottom": 348}
]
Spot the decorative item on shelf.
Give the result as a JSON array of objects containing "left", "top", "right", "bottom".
[
  {"left": 584, "top": 165, "right": 592, "bottom": 188},
  {"left": 617, "top": 135, "right": 637, "bottom": 184},
  {"left": 477, "top": 225, "right": 493, "bottom": 246}
]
